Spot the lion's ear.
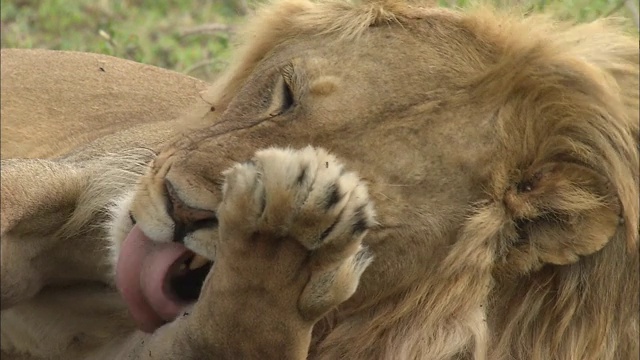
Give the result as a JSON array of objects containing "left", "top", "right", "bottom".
[{"left": 501, "top": 161, "right": 623, "bottom": 272}]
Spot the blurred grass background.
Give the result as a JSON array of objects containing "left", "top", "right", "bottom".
[{"left": 1, "top": 0, "right": 638, "bottom": 81}]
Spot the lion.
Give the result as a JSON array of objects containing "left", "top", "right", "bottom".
[{"left": 1, "top": 0, "right": 638, "bottom": 359}]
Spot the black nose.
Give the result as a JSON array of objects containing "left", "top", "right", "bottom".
[{"left": 164, "top": 179, "right": 218, "bottom": 243}]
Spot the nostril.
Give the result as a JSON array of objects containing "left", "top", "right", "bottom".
[{"left": 164, "top": 179, "right": 218, "bottom": 243}]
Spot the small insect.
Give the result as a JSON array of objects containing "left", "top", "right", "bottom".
[
  {"left": 326, "top": 161, "right": 329, "bottom": 168},
  {"left": 96, "top": 57, "right": 107, "bottom": 72}
]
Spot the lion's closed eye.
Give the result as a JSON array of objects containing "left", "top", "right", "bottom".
[{"left": 268, "top": 66, "right": 296, "bottom": 117}]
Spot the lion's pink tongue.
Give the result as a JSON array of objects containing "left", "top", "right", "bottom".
[{"left": 115, "top": 225, "right": 191, "bottom": 333}]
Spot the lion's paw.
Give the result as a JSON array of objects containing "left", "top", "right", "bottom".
[{"left": 217, "top": 146, "right": 375, "bottom": 322}]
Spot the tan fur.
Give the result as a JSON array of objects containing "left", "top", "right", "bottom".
[{"left": 1, "top": 1, "right": 638, "bottom": 359}]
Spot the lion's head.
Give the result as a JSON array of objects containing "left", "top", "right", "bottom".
[{"left": 108, "top": 0, "right": 639, "bottom": 358}]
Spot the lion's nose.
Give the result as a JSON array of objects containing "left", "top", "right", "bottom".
[{"left": 164, "top": 179, "right": 218, "bottom": 243}]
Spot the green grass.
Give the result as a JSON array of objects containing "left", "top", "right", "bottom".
[
  {"left": 1, "top": 0, "right": 638, "bottom": 80},
  {"left": 1, "top": 0, "right": 244, "bottom": 79}
]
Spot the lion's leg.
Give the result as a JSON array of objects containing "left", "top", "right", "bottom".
[
  {"left": 123, "top": 147, "right": 375, "bottom": 359},
  {"left": 0, "top": 159, "right": 86, "bottom": 309}
]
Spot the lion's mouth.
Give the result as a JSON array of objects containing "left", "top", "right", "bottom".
[
  {"left": 115, "top": 225, "right": 213, "bottom": 333},
  {"left": 168, "top": 253, "right": 213, "bottom": 303}
]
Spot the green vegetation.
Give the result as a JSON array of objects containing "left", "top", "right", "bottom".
[
  {"left": 1, "top": 0, "right": 244, "bottom": 79},
  {"left": 1, "top": 0, "right": 637, "bottom": 80}
]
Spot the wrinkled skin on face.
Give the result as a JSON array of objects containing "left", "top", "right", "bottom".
[{"left": 1, "top": 1, "right": 638, "bottom": 359}]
